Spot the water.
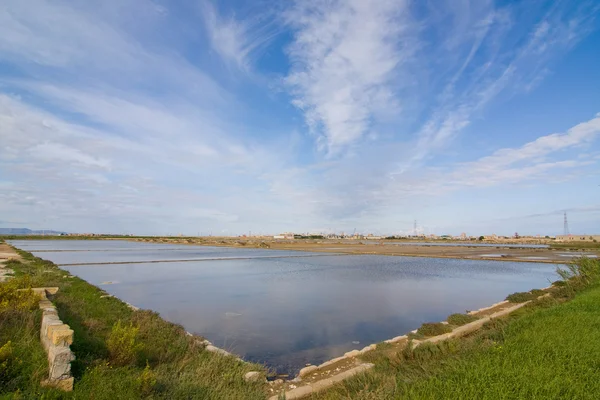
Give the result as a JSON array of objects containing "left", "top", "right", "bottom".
[{"left": 9, "top": 240, "right": 559, "bottom": 375}]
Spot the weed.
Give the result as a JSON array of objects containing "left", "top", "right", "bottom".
[
  {"left": 107, "top": 320, "right": 144, "bottom": 367},
  {"left": 447, "top": 313, "right": 478, "bottom": 326},
  {"left": 529, "top": 289, "right": 545, "bottom": 297},
  {"left": 0, "top": 277, "right": 40, "bottom": 312},
  {"left": 416, "top": 322, "right": 452, "bottom": 337},
  {"left": 138, "top": 361, "right": 157, "bottom": 397},
  {"left": 0, "top": 341, "right": 18, "bottom": 385},
  {"left": 505, "top": 291, "right": 535, "bottom": 303}
]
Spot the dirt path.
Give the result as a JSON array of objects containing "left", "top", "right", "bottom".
[{"left": 0, "top": 242, "right": 20, "bottom": 282}]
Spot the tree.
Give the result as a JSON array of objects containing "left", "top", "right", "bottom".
[{"left": 478, "top": 236, "right": 484, "bottom": 241}]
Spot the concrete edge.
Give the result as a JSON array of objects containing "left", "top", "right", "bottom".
[{"left": 269, "top": 363, "right": 375, "bottom": 400}]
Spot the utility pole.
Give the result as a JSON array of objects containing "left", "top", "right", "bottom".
[
  {"left": 563, "top": 211, "right": 570, "bottom": 236},
  {"left": 414, "top": 220, "right": 417, "bottom": 236}
]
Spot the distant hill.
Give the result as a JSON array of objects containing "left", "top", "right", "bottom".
[{"left": 0, "top": 228, "right": 66, "bottom": 235}]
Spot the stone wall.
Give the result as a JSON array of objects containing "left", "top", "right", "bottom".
[{"left": 34, "top": 287, "right": 76, "bottom": 391}]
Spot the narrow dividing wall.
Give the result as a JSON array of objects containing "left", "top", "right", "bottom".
[{"left": 34, "top": 287, "right": 76, "bottom": 391}]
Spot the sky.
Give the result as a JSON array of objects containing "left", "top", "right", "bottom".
[{"left": 1, "top": 0, "right": 600, "bottom": 237}]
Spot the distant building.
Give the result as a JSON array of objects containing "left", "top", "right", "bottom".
[
  {"left": 273, "top": 233, "right": 294, "bottom": 240},
  {"left": 555, "top": 235, "right": 600, "bottom": 242}
]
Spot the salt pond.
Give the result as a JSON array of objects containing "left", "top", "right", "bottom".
[{"left": 10, "top": 240, "right": 559, "bottom": 375}]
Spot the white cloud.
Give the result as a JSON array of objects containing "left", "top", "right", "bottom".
[
  {"left": 29, "top": 142, "right": 111, "bottom": 169},
  {"left": 408, "top": 1, "right": 599, "bottom": 165},
  {"left": 202, "top": 1, "right": 277, "bottom": 70},
  {"left": 0, "top": 0, "right": 598, "bottom": 235},
  {"left": 284, "top": 0, "right": 412, "bottom": 153},
  {"left": 419, "top": 114, "right": 600, "bottom": 191}
]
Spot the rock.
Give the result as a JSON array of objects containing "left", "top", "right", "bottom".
[
  {"left": 298, "top": 365, "right": 319, "bottom": 377},
  {"left": 244, "top": 371, "right": 262, "bottom": 382}
]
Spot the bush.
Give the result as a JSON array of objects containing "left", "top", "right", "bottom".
[
  {"left": 447, "top": 313, "right": 478, "bottom": 326},
  {"left": 557, "top": 258, "right": 600, "bottom": 288},
  {"left": 506, "top": 292, "right": 535, "bottom": 303},
  {"left": 138, "top": 362, "right": 157, "bottom": 397},
  {"left": 417, "top": 322, "right": 452, "bottom": 337},
  {"left": 0, "top": 341, "right": 19, "bottom": 386},
  {"left": 0, "top": 278, "right": 39, "bottom": 312},
  {"left": 107, "top": 320, "right": 144, "bottom": 366},
  {"left": 530, "top": 289, "right": 545, "bottom": 297}
]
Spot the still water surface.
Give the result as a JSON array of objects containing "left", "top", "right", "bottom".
[{"left": 10, "top": 240, "right": 558, "bottom": 375}]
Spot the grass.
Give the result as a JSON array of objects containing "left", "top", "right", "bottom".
[
  {"left": 446, "top": 313, "right": 478, "bottom": 326},
  {"left": 550, "top": 241, "right": 600, "bottom": 250},
  {"left": 314, "top": 258, "right": 600, "bottom": 399},
  {"left": 0, "top": 243, "right": 267, "bottom": 399},
  {"left": 415, "top": 323, "right": 452, "bottom": 337},
  {"left": 505, "top": 287, "right": 547, "bottom": 303}
]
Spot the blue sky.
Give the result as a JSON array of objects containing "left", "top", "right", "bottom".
[{"left": 1, "top": 0, "right": 599, "bottom": 236}]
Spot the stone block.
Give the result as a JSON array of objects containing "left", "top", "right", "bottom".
[
  {"left": 48, "top": 345, "right": 75, "bottom": 364},
  {"left": 42, "top": 377, "right": 74, "bottom": 391},
  {"left": 43, "top": 308, "right": 58, "bottom": 316},
  {"left": 50, "top": 327, "right": 74, "bottom": 346},
  {"left": 49, "top": 360, "right": 72, "bottom": 380},
  {"left": 39, "top": 300, "right": 54, "bottom": 309},
  {"left": 45, "top": 287, "right": 60, "bottom": 295},
  {"left": 46, "top": 324, "right": 70, "bottom": 340}
]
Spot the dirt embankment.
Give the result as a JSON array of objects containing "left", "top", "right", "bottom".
[{"left": 132, "top": 237, "right": 599, "bottom": 264}]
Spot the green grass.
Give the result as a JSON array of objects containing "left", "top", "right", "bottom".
[
  {"left": 415, "top": 323, "right": 452, "bottom": 337},
  {"left": 550, "top": 241, "right": 600, "bottom": 250},
  {"left": 446, "top": 313, "right": 478, "bottom": 326},
  {"left": 0, "top": 245, "right": 267, "bottom": 399},
  {"left": 505, "top": 291, "right": 537, "bottom": 303},
  {"left": 314, "top": 258, "right": 600, "bottom": 399}
]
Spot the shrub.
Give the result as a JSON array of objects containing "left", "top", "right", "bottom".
[
  {"left": 107, "top": 320, "right": 144, "bottom": 366},
  {"left": 447, "top": 313, "right": 478, "bottom": 326},
  {"left": 138, "top": 361, "right": 157, "bottom": 397},
  {"left": 0, "top": 341, "right": 22, "bottom": 389},
  {"left": 557, "top": 258, "right": 600, "bottom": 287},
  {"left": 0, "top": 278, "right": 39, "bottom": 312},
  {"left": 530, "top": 289, "right": 545, "bottom": 298},
  {"left": 506, "top": 292, "right": 535, "bottom": 303},
  {"left": 416, "top": 322, "right": 452, "bottom": 337}
]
